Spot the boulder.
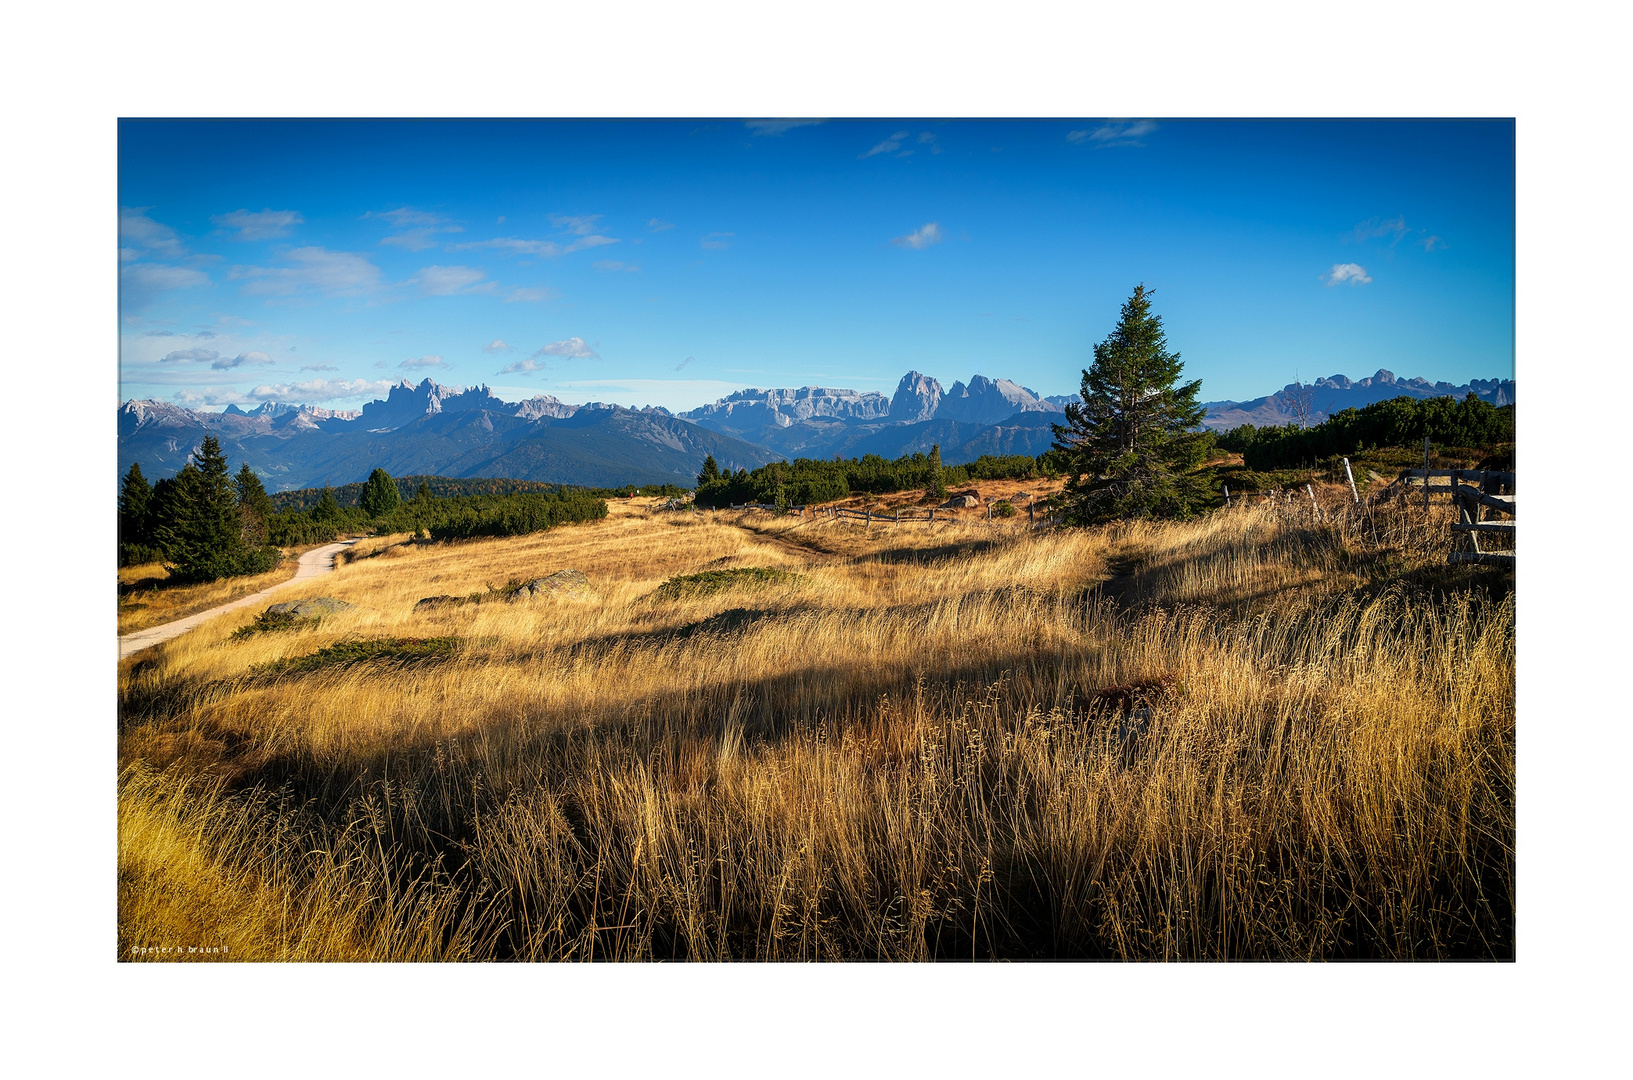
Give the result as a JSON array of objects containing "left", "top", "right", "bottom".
[
  {"left": 940, "top": 494, "right": 980, "bottom": 509},
  {"left": 507, "top": 569, "right": 591, "bottom": 601},
  {"left": 414, "top": 595, "right": 470, "bottom": 610},
  {"left": 265, "top": 597, "right": 353, "bottom": 618}
]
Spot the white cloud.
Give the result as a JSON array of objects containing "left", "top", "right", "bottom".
[
  {"left": 231, "top": 247, "right": 382, "bottom": 297},
  {"left": 917, "top": 131, "right": 943, "bottom": 154},
  {"left": 211, "top": 208, "right": 304, "bottom": 240},
  {"left": 499, "top": 336, "right": 598, "bottom": 374},
  {"left": 211, "top": 350, "right": 274, "bottom": 370},
  {"left": 860, "top": 130, "right": 912, "bottom": 159},
  {"left": 252, "top": 378, "right": 394, "bottom": 402},
  {"left": 1323, "top": 263, "right": 1373, "bottom": 286},
  {"left": 367, "top": 207, "right": 464, "bottom": 251},
  {"left": 1068, "top": 120, "right": 1158, "bottom": 147},
  {"left": 301, "top": 363, "right": 339, "bottom": 372},
  {"left": 700, "top": 232, "right": 733, "bottom": 250},
  {"left": 400, "top": 354, "right": 449, "bottom": 369},
  {"left": 159, "top": 347, "right": 220, "bottom": 364},
  {"left": 452, "top": 234, "right": 617, "bottom": 257},
  {"left": 122, "top": 263, "right": 210, "bottom": 308},
  {"left": 505, "top": 286, "right": 559, "bottom": 303},
  {"left": 482, "top": 339, "right": 513, "bottom": 353},
  {"left": 647, "top": 218, "right": 676, "bottom": 231},
  {"left": 550, "top": 214, "right": 602, "bottom": 236},
  {"left": 593, "top": 260, "right": 639, "bottom": 272},
  {"left": 1422, "top": 235, "right": 1447, "bottom": 252},
  {"left": 745, "top": 119, "right": 824, "bottom": 136},
  {"left": 891, "top": 222, "right": 945, "bottom": 250},
  {"left": 1352, "top": 216, "right": 1410, "bottom": 244},
  {"left": 119, "top": 208, "right": 187, "bottom": 258},
  {"left": 411, "top": 264, "right": 495, "bottom": 296},
  {"left": 675, "top": 356, "right": 695, "bottom": 372}
]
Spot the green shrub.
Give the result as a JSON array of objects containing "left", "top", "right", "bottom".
[{"left": 654, "top": 566, "right": 796, "bottom": 600}]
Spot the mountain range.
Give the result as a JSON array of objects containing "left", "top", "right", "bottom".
[{"left": 119, "top": 368, "right": 1515, "bottom": 491}]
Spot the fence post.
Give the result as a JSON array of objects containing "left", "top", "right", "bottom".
[
  {"left": 1306, "top": 483, "right": 1319, "bottom": 519},
  {"left": 866, "top": 509, "right": 871, "bottom": 527},
  {"left": 1029, "top": 500, "right": 1035, "bottom": 524},
  {"left": 1423, "top": 436, "right": 1431, "bottom": 511},
  {"left": 1342, "top": 457, "right": 1359, "bottom": 504},
  {"left": 1223, "top": 484, "right": 1231, "bottom": 507},
  {"left": 929, "top": 508, "right": 935, "bottom": 524}
]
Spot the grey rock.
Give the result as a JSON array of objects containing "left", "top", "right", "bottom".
[
  {"left": 265, "top": 596, "right": 353, "bottom": 618},
  {"left": 940, "top": 494, "right": 980, "bottom": 508},
  {"left": 506, "top": 569, "right": 591, "bottom": 601}
]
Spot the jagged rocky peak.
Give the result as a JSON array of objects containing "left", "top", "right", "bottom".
[
  {"left": 356, "top": 378, "right": 513, "bottom": 431},
  {"left": 681, "top": 384, "right": 891, "bottom": 429},
  {"left": 889, "top": 371, "right": 943, "bottom": 423},
  {"left": 513, "top": 393, "right": 578, "bottom": 421},
  {"left": 937, "top": 374, "right": 1061, "bottom": 425}
]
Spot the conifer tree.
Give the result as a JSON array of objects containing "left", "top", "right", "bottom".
[
  {"left": 312, "top": 486, "right": 341, "bottom": 521},
  {"left": 360, "top": 467, "right": 401, "bottom": 516},
  {"left": 1051, "top": 284, "right": 1209, "bottom": 524},
  {"left": 235, "top": 463, "right": 274, "bottom": 547},
  {"left": 120, "top": 462, "right": 153, "bottom": 549},
  {"left": 164, "top": 435, "right": 250, "bottom": 582},
  {"left": 698, "top": 454, "right": 720, "bottom": 487},
  {"left": 928, "top": 444, "right": 946, "bottom": 498}
]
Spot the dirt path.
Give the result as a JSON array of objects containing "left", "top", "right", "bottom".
[{"left": 118, "top": 541, "right": 356, "bottom": 660}]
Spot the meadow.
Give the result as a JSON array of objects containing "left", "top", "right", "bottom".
[{"left": 117, "top": 482, "right": 1513, "bottom": 960}]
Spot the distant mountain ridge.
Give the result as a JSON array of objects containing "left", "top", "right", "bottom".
[
  {"left": 119, "top": 367, "right": 1515, "bottom": 490},
  {"left": 1201, "top": 369, "right": 1514, "bottom": 430}
]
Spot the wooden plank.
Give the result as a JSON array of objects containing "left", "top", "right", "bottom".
[
  {"left": 1451, "top": 522, "right": 1516, "bottom": 534},
  {"left": 1449, "top": 551, "right": 1515, "bottom": 567},
  {"left": 1452, "top": 483, "right": 1516, "bottom": 514}
]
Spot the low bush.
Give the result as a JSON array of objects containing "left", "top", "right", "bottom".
[{"left": 653, "top": 566, "right": 796, "bottom": 600}]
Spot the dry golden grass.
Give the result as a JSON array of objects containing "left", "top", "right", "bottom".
[
  {"left": 118, "top": 494, "right": 1513, "bottom": 960},
  {"left": 118, "top": 556, "right": 304, "bottom": 635}
]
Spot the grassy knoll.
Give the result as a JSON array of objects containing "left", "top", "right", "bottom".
[{"left": 118, "top": 493, "right": 1513, "bottom": 960}]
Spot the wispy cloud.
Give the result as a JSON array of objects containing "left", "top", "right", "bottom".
[
  {"left": 1352, "top": 216, "right": 1411, "bottom": 244},
  {"left": 1067, "top": 120, "right": 1158, "bottom": 147},
  {"left": 700, "top": 232, "right": 733, "bottom": 250},
  {"left": 410, "top": 264, "right": 495, "bottom": 296},
  {"left": 593, "top": 259, "right": 639, "bottom": 272},
  {"left": 499, "top": 336, "right": 598, "bottom": 374},
  {"left": 452, "top": 234, "right": 616, "bottom": 257},
  {"left": 230, "top": 247, "right": 382, "bottom": 297},
  {"left": 647, "top": 218, "right": 676, "bottom": 231},
  {"left": 1323, "top": 263, "right": 1373, "bottom": 286},
  {"left": 158, "top": 347, "right": 219, "bottom": 364},
  {"left": 482, "top": 339, "right": 513, "bottom": 354},
  {"left": 675, "top": 356, "right": 695, "bottom": 372},
  {"left": 250, "top": 378, "right": 393, "bottom": 403},
  {"left": 917, "top": 131, "right": 943, "bottom": 155},
  {"left": 211, "top": 208, "right": 304, "bottom": 240},
  {"left": 505, "top": 286, "right": 559, "bottom": 304},
  {"left": 891, "top": 222, "right": 945, "bottom": 250},
  {"left": 550, "top": 214, "right": 603, "bottom": 236},
  {"left": 1422, "top": 235, "right": 1447, "bottom": 252},
  {"left": 211, "top": 350, "right": 273, "bottom": 370},
  {"left": 367, "top": 207, "right": 465, "bottom": 251},
  {"left": 122, "top": 263, "right": 210, "bottom": 308},
  {"left": 860, "top": 130, "right": 911, "bottom": 159},
  {"left": 300, "top": 363, "right": 338, "bottom": 372},
  {"left": 745, "top": 119, "right": 824, "bottom": 136},
  {"left": 399, "top": 354, "right": 448, "bottom": 369},
  {"left": 119, "top": 208, "right": 188, "bottom": 259}
]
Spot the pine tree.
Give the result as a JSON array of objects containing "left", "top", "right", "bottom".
[
  {"left": 928, "top": 444, "right": 946, "bottom": 498},
  {"left": 698, "top": 454, "right": 720, "bottom": 487},
  {"left": 235, "top": 463, "right": 274, "bottom": 547},
  {"left": 120, "top": 463, "right": 153, "bottom": 549},
  {"left": 164, "top": 435, "right": 250, "bottom": 582},
  {"left": 1051, "top": 284, "right": 1209, "bottom": 524},
  {"left": 312, "top": 486, "right": 341, "bottom": 521},
  {"left": 360, "top": 467, "right": 401, "bottom": 516}
]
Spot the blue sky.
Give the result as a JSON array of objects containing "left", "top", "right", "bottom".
[{"left": 118, "top": 118, "right": 1514, "bottom": 412}]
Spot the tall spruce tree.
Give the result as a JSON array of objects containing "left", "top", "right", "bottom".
[
  {"left": 164, "top": 435, "right": 250, "bottom": 582},
  {"left": 697, "top": 454, "right": 720, "bottom": 487},
  {"left": 1051, "top": 284, "right": 1209, "bottom": 524},
  {"left": 119, "top": 463, "right": 153, "bottom": 551},
  {"left": 235, "top": 463, "right": 274, "bottom": 547},
  {"left": 928, "top": 444, "right": 946, "bottom": 497},
  {"left": 312, "top": 486, "right": 341, "bottom": 521},
  {"left": 360, "top": 467, "right": 401, "bottom": 516}
]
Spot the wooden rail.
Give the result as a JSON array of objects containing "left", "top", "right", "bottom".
[{"left": 1399, "top": 466, "right": 1516, "bottom": 569}]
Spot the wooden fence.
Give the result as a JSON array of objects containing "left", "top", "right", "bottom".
[
  {"left": 1398, "top": 466, "right": 1515, "bottom": 568},
  {"left": 729, "top": 501, "right": 1053, "bottom": 527}
]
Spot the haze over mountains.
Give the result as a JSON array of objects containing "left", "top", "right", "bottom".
[{"left": 119, "top": 368, "right": 1515, "bottom": 491}]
